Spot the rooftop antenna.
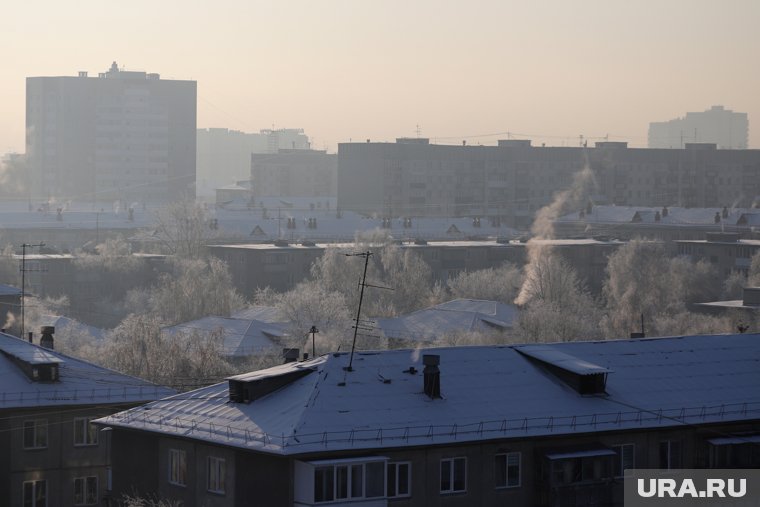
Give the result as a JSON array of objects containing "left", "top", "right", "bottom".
[
  {"left": 19, "top": 242, "right": 45, "bottom": 339},
  {"left": 415, "top": 124, "right": 422, "bottom": 138},
  {"left": 344, "top": 251, "right": 392, "bottom": 372}
]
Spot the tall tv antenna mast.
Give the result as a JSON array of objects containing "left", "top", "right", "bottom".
[{"left": 344, "top": 251, "right": 392, "bottom": 372}]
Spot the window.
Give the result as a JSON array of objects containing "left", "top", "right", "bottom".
[
  {"left": 74, "top": 418, "right": 98, "bottom": 446},
  {"left": 207, "top": 456, "right": 226, "bottom": 494},
  {"left": 168, "top": 449, "right": 187, "bottom": 486},
  {"left": 73, "top": 476, "right": 98, "bottom": 505},
  {"left": 612, "top": 444, "right": 635, "bottom": 477},
  {"left": 23, "top": 420, "right": 48, "bottom": 449},
  {"left": 551, "top": 456, "right": 612, "bottom": 485},
  {"left": 387, "top": 461, "right": 411, "bottom": 498},
  {"left": 495, "top": 452, "right": 521, "bottom": 488},
  {"left": 440, "top": 457, "right": 467, "bottom": 494},
  {"left": 23, "top": 480, "right": 47, "bottom": 507},
  {"left": 659, "top": 440, "right": 682, "bottom": 470},
  {"left": 314, "top": 460, "right": 385, "bottom": 503}
]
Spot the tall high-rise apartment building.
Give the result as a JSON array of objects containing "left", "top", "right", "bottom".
[
  {"left": 648, "top": 105, "right": 748, "bottom": 149},
  {"left": 26, "top": 62, "right": 196, "bottom": 204}
]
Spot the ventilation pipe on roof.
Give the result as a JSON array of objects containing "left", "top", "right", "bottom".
[
  {"left": 40, "top": 326, "right": 55, "bottom": 350},
  {"left": 283, "top": 348, "right": 299, "bottom": 363},
  {"left": 423, "top": 354, "right": 441, "bottom": 399}
]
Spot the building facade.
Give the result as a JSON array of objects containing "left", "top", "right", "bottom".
[
  {"left": 0, "top": 330, "right": 174, "bottom": 507},
  {"left": 26, "top": 62, "right": 196, "bottom": 204},
  {"left": 197, "top": 128, "right": 310, "bottom": 198},
  {"left": 252, "top": 149, "right": 337, "bottom": 199},
  {"left": 337, "top": 139, "right": 760, "bottom": 229},
  {"left": 648, "top": 105, "right": 749, "bottom": 149},
  {"left": 208, "top": 238, "right": 620, "bottom": 296},
  {"left": 555, "top": 205, "right": 760, "bottom": 242},
  {"left": 97, "top": 334, "right": 760, "bottom": 507},
  {"left": 677, "top": 232, "right": 760, "bottom": 277}
]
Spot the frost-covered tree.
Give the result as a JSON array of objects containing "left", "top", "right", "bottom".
[
  {"left": 309, "top": 244, "right": 435, "bottom": 318},
  {"left": 723, "top": 270, "right": 747, "bottom": 300},
  {"left": 150, "top": 198, "right": 217, "bottom": 258},
  {"left": 748, "top": 251, "right": 760, "bottom": 286},
  {"left": 270, "top": 281, "right": 352, "bottom": 351},
  {"left": 602, "top": 240, "right": 723, "bottom": 338},
  {"left": 513, "top": 253, "right": 602, "bottom": 342},
  {"left": 126, "top": 257, "right": 245, "bottom": 325},
  {"left": 102, "top": 314, "right": 234, "bottom": 390},
  {"left": 447, "top": 263, "right": 523, "bottom": 304}
]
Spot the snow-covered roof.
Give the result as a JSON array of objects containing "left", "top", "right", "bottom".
[
  {"left": 556, "top": 205, "right": 760, "bottom": 228},
  {"left": 205, "top": 207, "right": 520, "bottom": 244},
  {"left": 38, "top": 315, "right": 105, "bottom": 340},
  {"left": 163, "top": 316, "right": 287, "bottom": 357},
  {"left": 0, "top": 201, "right": 153, "bottom": 230},
  {"left": 677, "top": 239, "right": 760, "bottom": 246},
  {"left": 0, "top": 198, "right": 518, "bottom": 244},
  {"left": 0, "top": 284, "right": 22, "bottom": 297},
  {"left": 374, "top": 299, "right": 519, "bottom": 342},
  {"left": 694, "top": 300, "right": 760, "bottom": 310},
  {"left": 517, "top": 238, "right": 623, "bottom": 247},
  {"left": 231, "top": 306, "right": 285, "bottom": 323},
  {"left": 96, "top": 333, "right": 760, "bottom": 456},
  {"left": 0, "top": 332, "right": 174, "bottom": 409}
]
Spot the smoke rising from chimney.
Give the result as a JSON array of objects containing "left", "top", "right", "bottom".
[{"left": 514, "top": 161, "right": 597, "bottom": 306}]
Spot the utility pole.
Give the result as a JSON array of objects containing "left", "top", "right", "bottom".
[{"left": 20, "top": 242, "right": 45, "bottom": 339}]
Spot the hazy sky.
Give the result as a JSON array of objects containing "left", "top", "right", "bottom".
[{"left": 2, "top": 0, "right": 759, "bottom": 153}]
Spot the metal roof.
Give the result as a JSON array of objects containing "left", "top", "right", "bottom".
[
  {"left": 0, "top": 332, "right": 175, "bottom": 409},
  {"left": 557, "top": 205, "right": 760, "bottom": 228},
  {"left": 0, "top": 284, "right": 22, "bottom": 297},
  {"left": 375, "top": 299, "right": 519, "bottom": 342},
  {"left": 514, "top": 345, "right": 613, "bottom": 375},
  {"left": 96, "top": 333, "right": 760, "bottom": 456},
  {"left": 163, "top": 316, "right": 286, "bottom": 357}
]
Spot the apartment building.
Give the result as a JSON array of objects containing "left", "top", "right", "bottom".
[
  {"left": 0, "top": 329, "right": 174, "bottom": 507},
  {"left": 649, "top": 105, "right": 748, "bottom": 149},
  {"left": 96, "top": 333, "right": 760, "bottom": 506},
  {"left": 251, "top": 149, "right": 337, "bottom": 199},
  {"left": 677, "top": 232, "right": 760, "bottom": 277},
  {"left": 337, "top": 139, "right": 760, "bottom": 229},
  {"left": 555, "top": 205, "right": 760, "bottom": 242},
  {"left": 26, "top": 62, "right": 196, "bottom": 204}
]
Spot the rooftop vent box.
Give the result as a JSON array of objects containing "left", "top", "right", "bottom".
[
  {"left": 227, "top": 364, "right": 315, "bottom": 404},
  {"left": 515, "top": 345, "right": 611, "bottom": 395},
  {"left": 0, "top": 344, "right": 63, "bottom": 383}
]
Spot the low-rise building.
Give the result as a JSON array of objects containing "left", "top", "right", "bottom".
[
  {"left": 374, "top": 299, "right": 519, "bottom": 343},
  {"left": 97, "top": 333, "right": 760, "bottom": 506},
  {"left": 209, "top": 238, "right": 620, "bottom": 296},
  {"left": 677, "top": 232, "right": 760, "bottom": 277},
  {"left": 0, "top": 328, "right": 174, "bottom": 507},
  {"left": 163, "top": 315, "right": 288, "bottom": 359},
  {"left": 555, "top": 205, "right": 760, "bottom": 242}
]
